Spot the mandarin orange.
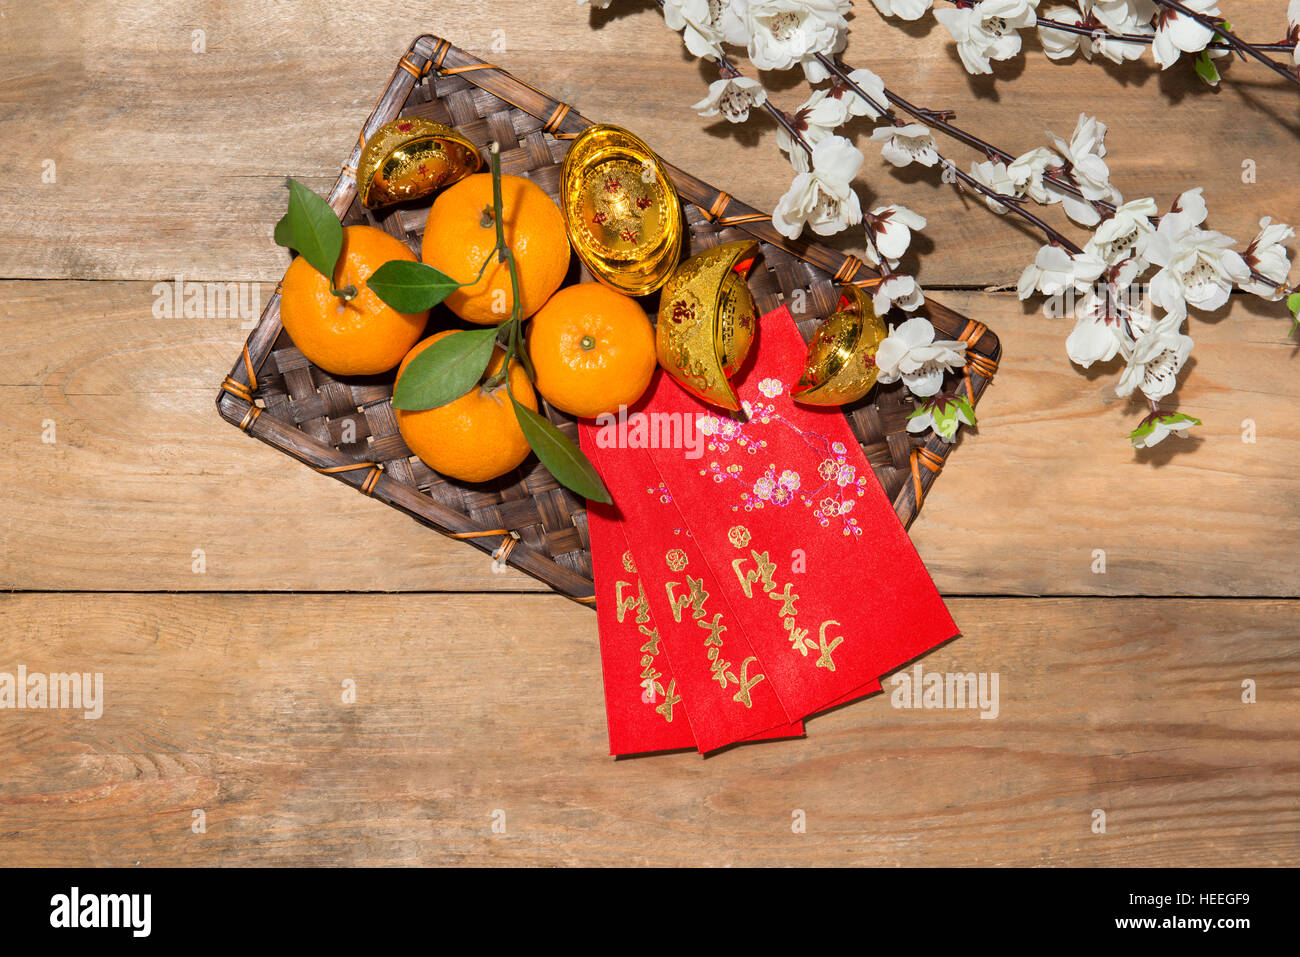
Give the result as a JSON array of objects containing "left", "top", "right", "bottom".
[
  {"left": 394, "top": 331, "right": 538, "bottom": 483},
  {"left": 279, "top": 225, "right": 428, "bottom": 376},
  {"left": 526, "top": 282, "right": 657, "bottom": 418},
  {"left": 420, "top": 173, "right": 569, "bottom": 325}
]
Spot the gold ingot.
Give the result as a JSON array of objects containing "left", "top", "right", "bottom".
[
  {"left": 560, "top": 125, "right": 682, "bottom": 296},
  {"left": 656, "top": 240, "right": 760, "bottom": 412},
  {"left": 791, "top": 285, "right": 888, "bottom": 406},
  {"left": 357, "top": 118, "right": 482, "bottom": 208}
]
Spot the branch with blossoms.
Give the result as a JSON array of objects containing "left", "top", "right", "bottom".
[
  {"left": 578, "top": 0, "right": 1297, "bottom": 452},
  {"left": 876, "top": 0, "right": 1300, "bottom": 90}
]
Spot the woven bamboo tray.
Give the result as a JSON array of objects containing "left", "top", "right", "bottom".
[{"left": 216, "top": 34, "right": 1001, "bottom": 608}]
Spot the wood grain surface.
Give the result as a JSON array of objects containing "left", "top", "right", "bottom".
[
  {"left": 0, "top": 0, "right": 1296, "bottom": 867},
  {"left": 0, "top": 594, "right": 1294, "bottom": 866}
]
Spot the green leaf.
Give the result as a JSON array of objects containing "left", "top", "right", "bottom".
[
  {"left": 273, "top": 212, "right": 293, "bottom": 249},
  {"left": 275, "top": 179, "right": 344, "bottom": 282},
  {"left": 1193, "top": 50, "right": 1220, "bottom": 87},
  {"left": 1128, "top": 420, "right": 1156, "bottom": 445},
  {"left": 1287, "top": 292, "right": 1300, "bottom": 317},
  {"left": 950, "top": 394, "right": 977, "bottom": 427},
  {"left": 510, "top": 398, "right": 612, "bottom": 504},
  {"left": 368, "top": 260, "right": 465, "bottom": 313},
  {"left": 393, "top": 329, "right": 498, "bottom": 411}
]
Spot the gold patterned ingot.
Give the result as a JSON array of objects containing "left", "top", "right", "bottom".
[
  {"left": 656, "top": 240, "right": 760, "bottom": 412},
  {"left": 791, "top": 285, "right": 889, "bottom": 406},
  {"left": 560, "top": 125, "right": 682, "bottom": 296},
  {"left": 357, "top": 118, "right": 482, "bottom": 208}
]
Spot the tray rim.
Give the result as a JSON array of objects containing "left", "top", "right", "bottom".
[{"left": 215, "top": 33, "right": 1001, "bottom": 608}]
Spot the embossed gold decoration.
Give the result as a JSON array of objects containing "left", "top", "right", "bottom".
[
  {"left": 656, "top": 240, "right": 760, "bottom": 412},
  {"left": 560, "top": 125, "right": 682, "bottom": 296},
  {"left": 791, "top": 285, "right": 888, "bottom": 407},
  {"left": 727, "top": 525, "right": 752, "bottom": 549},
  {"left": 666, "top": 548, "right": 689, "bottom": 573},
  {"left": 357, "top": 118, "right": 482, "bottom": 208}
]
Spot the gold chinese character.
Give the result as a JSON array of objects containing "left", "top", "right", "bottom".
[
  {"left": 639, "top": 627, "right": 662, "bottom": 656},
  {"left": 656, "top": 679, "right": 681, "bottom": 723},
  {"left": 709, "top": 655, "right": 737, "bottom": 689},
  {"left": 731, "top": 657, "right": 765, "bottom": 708},
  {"left": 731, "top": 549, "right": 777, "bottom": 598},
  {"left": 768, "top": 582, "right": 799, "bottom": 617},
  {"left": 784, "top": 617, "right": 810, "bottom": 656},
  {"left": 614, "top": 580, "right": 641, "bottom": 623},
  {"left": 698, "top": 612, "right": 726, "bottom": 647},
  {"left": 665, "top": 575, "right": 709, "bottom": 623},
  {"left": 814, "top": 619, "right": 844, "bottom": 671}
]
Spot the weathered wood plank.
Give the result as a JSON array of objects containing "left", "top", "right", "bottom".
[
  {"left": 1, "top": 2, "right": 1294, "bottom": 285},
  {"left": 2, "top": 281, "right": 1295, "bottom": 595},
  {"left": 0, "top": 594, "right": 1293, "bottom": 866}
]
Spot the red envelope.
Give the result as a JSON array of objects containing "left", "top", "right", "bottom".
[
  {"left": 633, "top": 304, "right": 959, "bottom": 718},
  {"left": 584, "top": 436, "right": 799, "bottom": 753},
  {"left": 588, "top": 498, "right": 696, "bottom": 757},
  {"left": 588, "top": 501, "right": 805, "bottom": 754}
]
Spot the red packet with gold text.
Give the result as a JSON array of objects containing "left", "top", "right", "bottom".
[
  {"left": 584, "top": 432, "right": 803, "bottom": 753},
  {"left": 588, "top": 498, "right": 696, "bottom": 756},
  {"left": 639, "top": 304, "right": 959, "bottom": 717},
  {"left": 588, "top": 497, "right": 806, "bottom": 753}
]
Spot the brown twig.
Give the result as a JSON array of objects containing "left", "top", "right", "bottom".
[
  {"left": 816, "top": 54, "right": 1286, "bottom": 294},
  {"left": 814, "top": 54, "right": 1082, "bottom": 253},
  {"left": 1030, "top": 10, "right": 1295, "bottom": 53},
  {"left": 1152, "top": 0, "right": 1300, "bottom": 88}
]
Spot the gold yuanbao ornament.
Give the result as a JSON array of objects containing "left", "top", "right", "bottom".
[
  {"left": 357, "top": 118, "right": 482, "bottom": 208},
  {"left": 656, "top": 240, "right": 760, "bottom": 412},
  {"left": 560, "top": 124, "right": 682, "bottom": 296},
  {"left": 791, "top": 285, "right": 888, "bottom": 406}
]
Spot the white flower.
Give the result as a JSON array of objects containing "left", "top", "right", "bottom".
[
  {"left": 968, "top": 158, "right": 1019, "bottom": 213},
  {"left": 1152, "top": 0, "right": 1220, "bottom": 68},
  {"left": 1091, "top": 0, "right": 1157, "bottom": 34},
  {"left": 1130, "top": 412, "right": 1201, "bottom": 449},
  {"left": 869, "top": 0, "right": 935, "bottom": 21},
  {"left": 1240, "top": 217, "right": 1294, "bottom": 300},
  {"left": 864, "top": 204, "right": 927, "bottom": 267},
  {"left": 1038, "top": 5, "right": 1150, "bottom": 64},
  {"left": 1017, "top": 244, "right": 1105, "bottom": 299},
  {"left": 1037, "top": 7, "right": 1085, "bottom": 60},
  {"left": 1065, "top": 290, "right": 1125, "bottom": 368},
  {"left": 1046, "top": 114, "right": 1121, "bottom": 227},
  {"left": 871, "top": 123, "right": 939, "bottom": 168},
  {"left": 778, "top": 68, "right": 887, "bottom": 165},
  {"left": 1146, "top": 188, "right": 1249, "bottom": 314},
  {"left": 1115, "top": 311, "right": 1193, "bottom": 401},
  {"left": 693, "top": 76, "right": 767, "bottom": 123},
  {"left": 758, "top": 377, "right": 784, "bottom": 397},
  {"left": 772, "top": 134, "right": 863, "bottom": 239},
  {"left": 664, "top": 0, "right": 748, "bottom": 58},
  {"left": 745, "top": 0, "right": 852, "bottom": 81},
  {"left": 934, "top": 0, "right": 1038, "bottom": 75},
  {"left": 907, "top": 394, "right": 976, "bottom": 443},
  {"left": 1084, "top": 197, "right": 1158, "bottom": 266},
  {"left": 875, "top": 316, "right": 966, "bottom": 396},
  {"left": 872, "top": 275, "right": 926, "bottom": 315},
  {"left": 831, "top": 68, "right": 889, "bottom": 120},
  {"left": 1006, "top": 146, "right": 1063, "bottom": 205}
]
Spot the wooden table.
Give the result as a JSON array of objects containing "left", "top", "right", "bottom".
[{"left": 2, "top": 1, "right": 1296, "bottom": 866}]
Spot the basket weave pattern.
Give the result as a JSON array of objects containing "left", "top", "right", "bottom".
[{"left": 216, "top": 35, "right": 1001, "bottom": 607}]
